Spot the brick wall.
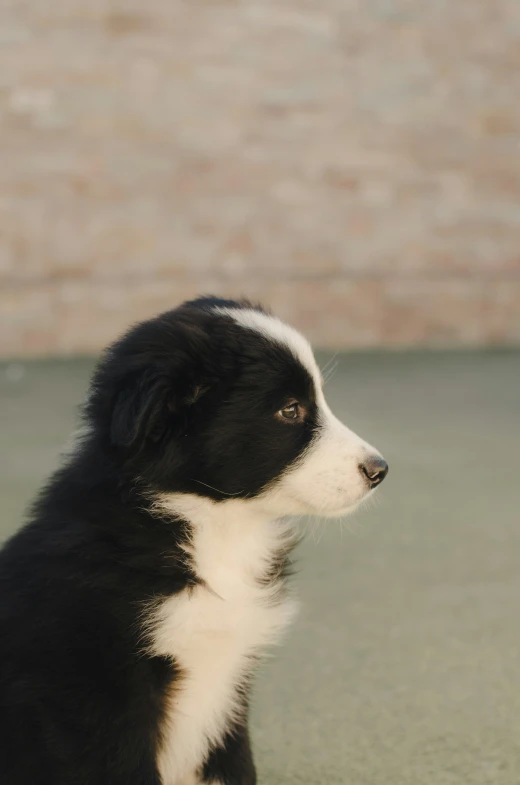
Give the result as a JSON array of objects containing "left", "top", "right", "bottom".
[{"left": 1, "top": 0, "right": 520, "bottom": 356}]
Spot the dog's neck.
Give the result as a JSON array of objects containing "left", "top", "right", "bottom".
[{"left": 152, "top": 492, "right": 297, "bottom": 600}]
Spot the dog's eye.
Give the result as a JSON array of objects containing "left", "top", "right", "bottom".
[{"left": 278, "top": 403, "right": 300, "bottom": 421}]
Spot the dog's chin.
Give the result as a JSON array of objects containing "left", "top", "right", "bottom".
[
  {"left": 311, "top": 499, "right": 364, "bottom": 519},
  {"left": 271, "top": 494, "right": 368, "bottom": 520},
  {"left": 257, "top": 482, "right": 375, "bottom": 520},
  {"left": 299, "top": 485, "right": 380, "bottom": 519}
]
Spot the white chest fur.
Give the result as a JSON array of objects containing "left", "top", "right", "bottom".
[{"left": 147, "top": 496, "right": 297, "bottom": 785}]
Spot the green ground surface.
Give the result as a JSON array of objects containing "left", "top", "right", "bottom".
[{"left": 1, "top": 351, "right": 519, "bottom": 785}]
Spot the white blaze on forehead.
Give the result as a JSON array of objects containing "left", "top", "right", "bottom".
[
  {"left": 212, "top": 306, "right": 382, "bottom": 518},
  {"left": 214, "top": 307, "right": 323, "bottom": 390}
]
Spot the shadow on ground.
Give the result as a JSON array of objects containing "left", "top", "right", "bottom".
[{"left": 1, "top": 350, "right": 519, "bottom": 785}]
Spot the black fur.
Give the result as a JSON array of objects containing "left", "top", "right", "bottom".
[
  {"left": 0, "top": 297, "right": 318, "bottom": 785},
  {"left": 202, "top": 722, "right": 256, "bottom": 785}
]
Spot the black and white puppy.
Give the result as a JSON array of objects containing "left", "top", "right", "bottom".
[{"left": 0, "top": 297, "right": 388, "bottom": 785}]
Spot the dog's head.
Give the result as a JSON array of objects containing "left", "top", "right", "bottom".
[{"left": 86, "top": 297, "right": 387, "bottom": 518}]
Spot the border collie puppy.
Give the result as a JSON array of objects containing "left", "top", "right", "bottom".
[{"left": 0, "top": 297, "right": 388, "bottom": 785}]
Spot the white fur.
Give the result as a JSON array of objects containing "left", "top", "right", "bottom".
[{"left": 147, "top": 495, "right": 297, "bottom": 785}]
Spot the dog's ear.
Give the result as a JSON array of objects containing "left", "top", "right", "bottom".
[
  {"left": 110, "top": 369, "right": 170, "bottom": 448},
  {"left": 109, "top": 368, "right": 211, "bottom": 448}
]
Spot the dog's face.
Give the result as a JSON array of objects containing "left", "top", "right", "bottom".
[{"left": 87, "top": 298, "right": 387, "bottom": 518}]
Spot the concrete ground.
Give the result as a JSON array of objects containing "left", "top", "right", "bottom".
[{"left": 1, "top": 350, "right": 519, "bottom": 784}]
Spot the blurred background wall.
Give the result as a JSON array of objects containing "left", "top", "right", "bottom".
[{"left": 1, "top": 0, "right": 519, "bottom": 357}]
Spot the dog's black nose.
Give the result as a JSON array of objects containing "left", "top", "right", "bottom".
[{"left": 360, "top": 456, "right": 389, "bottom": 488}]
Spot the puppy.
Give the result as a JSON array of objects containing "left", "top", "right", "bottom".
[{"left": 0, "top": 297, "right": 388, "bottom": 785}]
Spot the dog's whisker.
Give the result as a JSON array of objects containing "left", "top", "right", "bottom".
[
  {"left": 188, "top": 479, "right": 244, "bottom": 497},
  {"left": 319, "top": 352, "right": 338, "bottom": 377},
  {"left": 320, "top": 354, "right": 339, "bottom": 386}
]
